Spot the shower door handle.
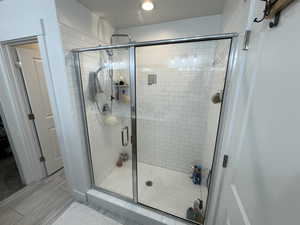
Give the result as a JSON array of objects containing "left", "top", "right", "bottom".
[{"left": 121, "top": 126, "right": 129, "bottom": 147}]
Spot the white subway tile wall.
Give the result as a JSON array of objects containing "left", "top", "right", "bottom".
[{"left": 136, "top": 41, "right": 230, "bottom": 173}]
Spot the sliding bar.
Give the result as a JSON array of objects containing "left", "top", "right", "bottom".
[{"left": 71, "top": 33, "right": 239, "bottom": 53}]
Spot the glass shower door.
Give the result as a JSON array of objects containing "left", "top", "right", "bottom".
[
  {"left": 135, "top": 39, "right": 231, "bottom": 222},
  {"left": 78, "top": 47, "right": 134, "bottom": 199},
  {"left": 75, "top": 35, "right": 234, "bottom": 225}
]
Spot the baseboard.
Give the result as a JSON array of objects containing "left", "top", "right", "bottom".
[{"left": 72, "top": 189, "right": 88, "bottom": 204}]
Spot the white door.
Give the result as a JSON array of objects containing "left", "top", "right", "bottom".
[{"left": 16, "top": 47, "right": 63, "bottom": 175}]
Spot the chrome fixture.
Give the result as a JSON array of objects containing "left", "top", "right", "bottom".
[
  {"left": 111, "top": 34, "right": 133, "bottom": 45},
  {"left": 72, "top": 33, "right": 238, "bottom": 53},
  {"left": 88, "top": 62, "right": 112, "bottom": 115},
  {"left": 90, "top": 33, "right": 133, "bottom": 115},
  {"left": 121, "top": 126, "right": 129, "bottom": 147}
]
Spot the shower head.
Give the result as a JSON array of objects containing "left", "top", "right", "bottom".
[
  {"left": 110, "top": 34, "right": 133, "bottom": 45},
  {"left": 97, "top": 33, "right": 132, "bottom": 58}
]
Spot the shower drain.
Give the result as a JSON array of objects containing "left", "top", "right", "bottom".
[{"left": 145, "top": 180, "right": 153, "bottom": 187}]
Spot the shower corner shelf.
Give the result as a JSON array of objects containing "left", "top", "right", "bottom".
[{"left": 115, "top": 84, "right": 129, "bottom": 88}]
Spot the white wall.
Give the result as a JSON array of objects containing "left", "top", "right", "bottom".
[
  {"left": 55, "top": 0, "right": 99, "bottom": 196},
  {"left": 55, "top": 0, "right": 125, "bottom": 194},
  {"left": 213, "top": 0, "right": 300, "bottom": 225},
  {"left": 118, "top": 15, "right": 221, "bottom": 42},
  {"left": 205, "top": 0, "right": 254, "bottom": 222},
  {"left": 56, "top": 0, "right": 98, "bottom": 38},
  {"left": 0, "top": 0, "right": 99, "bottom": 199},
  {"left": 56, "top": 0, "right": 114, "bottom": 44}
]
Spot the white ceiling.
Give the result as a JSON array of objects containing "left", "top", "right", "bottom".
[{"left": 78, "top": 0, "right": 225, "bottom": 29}]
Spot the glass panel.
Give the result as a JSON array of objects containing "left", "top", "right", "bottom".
[
  {"left": 136, "top": 39, "right": 231, "bottom": 223},
  {"left": 79, "top": 48, "right": 133, "bottom": 199}
]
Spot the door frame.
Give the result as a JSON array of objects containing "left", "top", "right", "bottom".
[
  {"left": 0, "top": 36, "right": 55, "bottom": 184},
  {"left": 73, "top": 33, "right": 239, "bottom": 225}
]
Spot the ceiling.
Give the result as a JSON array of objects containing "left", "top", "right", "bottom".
[{"left": 78, "top": 0, "right": 225, "bottom": 29}]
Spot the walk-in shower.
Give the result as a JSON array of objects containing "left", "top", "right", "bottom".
[{"left": 73, "top": 33, "right": 237, "bottom": 224}]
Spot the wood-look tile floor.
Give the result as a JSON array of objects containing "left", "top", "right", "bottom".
[{"left": 0, "top": 170, "right": 73, "bottom": 225}]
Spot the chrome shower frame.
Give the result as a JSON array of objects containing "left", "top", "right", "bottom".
[{"left": 73, "top": 32, "right": 239, "bottom": 225}]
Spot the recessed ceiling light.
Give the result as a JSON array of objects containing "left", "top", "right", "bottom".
[{"left": 141, "top": 1, "right": 154, "bottom": 11}]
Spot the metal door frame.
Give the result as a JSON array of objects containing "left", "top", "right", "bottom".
[{"left": 73, "top": 32, "right": 239, "bottom": 224}]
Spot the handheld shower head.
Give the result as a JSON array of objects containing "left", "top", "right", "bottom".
[
  {"left": 88, "top": 59, "right": 113, "bottom": 115},
  {"left": 88, "top": 71, "right": 103, "bottom": 103}
]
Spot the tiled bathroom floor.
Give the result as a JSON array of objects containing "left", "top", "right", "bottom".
[
  {"left": 0, "top": 170, "right": 72, "bottom": 225},
  {"left": 52, "top": 202, "right": 141, "bottom": 225},
  {"left": 98, "top": 161, "right": 208, "bottom": 219}
]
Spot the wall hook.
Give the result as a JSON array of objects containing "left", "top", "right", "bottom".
[
  {"left": 269, "top": 11, "right": 281, "bottom": 28},
  {"left": 254, "top": 0, "right": 296, "bottom": 28},
  {"left": 253, "top": 0, "right": 275, "bottom": 24}
]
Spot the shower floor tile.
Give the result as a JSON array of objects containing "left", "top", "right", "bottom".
[{"left": 97, "top": 161, "right": 208, "bottom": 219}]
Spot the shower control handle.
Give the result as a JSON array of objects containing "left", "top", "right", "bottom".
[{"left": 121, "top": 126, "right": 129, "bottom": 147}]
